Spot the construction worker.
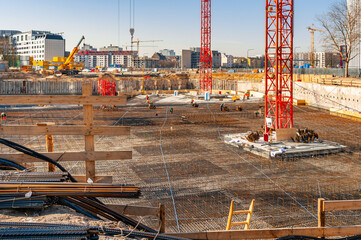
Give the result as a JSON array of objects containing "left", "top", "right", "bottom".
[
  {"left": 1, "top": 112, "right": 6, "bottom": 121},
  {"left": 146, "top": 95, "right": 149, "bottom": 100},
  {"left": 191, "top": 99, "right": 194, "bottom": 104},
  {"left": 147, "top": 100, "right": 151, "bottom": 104},
  {"left": 220, "top": 103, "right": 224, "bottom": 112},
  {"left": 170, "top": 108, "right": 174, "bottom": 114}
]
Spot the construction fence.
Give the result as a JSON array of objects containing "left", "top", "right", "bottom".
[{"left": 294, "top": 68, "right": 361, "bottom": 78}]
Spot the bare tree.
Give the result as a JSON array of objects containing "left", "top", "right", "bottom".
[{"left": 317, "top": 0, "right": 361, "bottom": 77}]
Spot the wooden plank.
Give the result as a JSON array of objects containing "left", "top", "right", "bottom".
[
  {"left": 37, "top": 122, "right": 56, "bottom": 172},
  {"left": 73, "top": 175, "right": 112, "bottom": 183},
  {"left": 106, "top": 204, "right": 160, "bottom": 217},
  {"left": 0, "top": 95, "right": 127, "bottom": 106},
  {"left": 0, "top": 125, "right": 130, "bottom": 136},
  {"left": 0, "top": 151, "right": 132, "bottom": 163},
  {"left": 230, "top": 221, "right": 248, "bottom": 226},
  {"left": 233, "top": 210, "right": 250, "bottom": 215},
  {"left": 159, "top": 203, "right": 165, "bottom": 233},
  {"left": 245, "top": 199, "right": 255, "bottom": 230},
  {"left": 276, "top": 128, "right": 297, "bottom": 141},
  {"left": 324, "top": 200, "right": 361, "bottom": 211},
  {"left": 226, "top": 200, "right": 234, "bottom": 230},
  {"left": 83, "top": 83, "right": 96, "bottom": 181},
  {"left": 169, "top": 225, "right": 361, "bottom": 240},
  {"left": 318, "top": 198, "right": 325, "bottom": 228}
]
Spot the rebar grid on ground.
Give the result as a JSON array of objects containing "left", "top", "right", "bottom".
[{"left": 0, "top": 101, "right": 360, "bottom": 232}]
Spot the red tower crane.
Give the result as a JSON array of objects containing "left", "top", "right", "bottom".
[
  {"left": 200, "top": 0, "right": 212, "bottom": 93},
  {"left": 265, "top": 0, "right": 294, "bottom": 136}
]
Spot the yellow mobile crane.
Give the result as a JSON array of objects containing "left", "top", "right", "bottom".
[{"left": 58, "top": 36, "right": 85, "bottom": 75}]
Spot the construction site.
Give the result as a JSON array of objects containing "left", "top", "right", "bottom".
[{"left": 0, "top": 0, "right": 361, "bottom": 240}]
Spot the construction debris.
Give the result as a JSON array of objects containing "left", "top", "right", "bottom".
[
  {"left": 192, "top": 102, "right": 199, "bottom": 108},
  {"left": 148, "top": 103, "right": 157, "bottom": 109},
  {"left": 246, "top": 131, "right": 263, "bottom": 142},
  {"left": 292, "top": 128, "right": 319, "bottom": 143}
]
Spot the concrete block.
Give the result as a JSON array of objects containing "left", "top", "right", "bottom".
[
  {"left": 189, "top": 91, "right": 198, "bottom": 96},
  {"left": 276, "top": 128, "right": 297, "bottom": 141}
]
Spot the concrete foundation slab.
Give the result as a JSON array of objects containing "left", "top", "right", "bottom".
[{"left": 225, "top": 133, "right": 347, "bottom": 159}]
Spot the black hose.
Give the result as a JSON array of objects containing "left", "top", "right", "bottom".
[
  {"left": 0, "top": 138, "right": 157, "bottom": 232},
  {"left": 0, "top": 158, "right": 26, "bottom": 170},
  {"left": 0, "top": 138, "right": 77, "bottom": 182}
]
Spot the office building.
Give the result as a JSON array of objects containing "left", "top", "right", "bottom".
[
  {"left": 181, "top": 47, "right": 221, "bottom": 69},
  {"left": 12, "top": 30, "right": 65, "bottom": 61}
]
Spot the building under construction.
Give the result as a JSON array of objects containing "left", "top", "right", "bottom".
[
  {"left": 0, "top": 70, "right": 359, "bottom": 239},
  {"left": 0, "top": 0, "right": 360, "bottom": 239}
]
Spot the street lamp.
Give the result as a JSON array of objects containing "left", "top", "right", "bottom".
[
  {"left": 247, "top": 49, "right": 254, "bottom": 69},
  {"left": 247, "top": 49, "right": 254, "bottom": 58}
]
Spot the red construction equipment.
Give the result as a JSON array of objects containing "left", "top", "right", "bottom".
[
  {"left": 265, "top": 0, "right": 294, "bottom": 136},
  {"left": 199, "top": 0, "right": 212, "bottom": 93},
  {"left": 98, "top": 78, "right": 116, "bottom": 96}
]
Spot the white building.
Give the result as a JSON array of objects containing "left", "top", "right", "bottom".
[
  {"left": 221, "top": 53, "right": 234, "bottom": 68},
  {"left": 159, "top": 49, "right": 176, "bottom": 57},
  {"left": 13, "top": 30, "right": 65, "bottom": 61},
  {"left": 75, "top": 50, "right": 135, "bottom": 68}
]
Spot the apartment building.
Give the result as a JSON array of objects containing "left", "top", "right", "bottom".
[
  {"left": 12, "top": 30, "right": 65, "bottom": 61},
  {"left": 75, "top": 50, "right": 136, "bottom": 68}
]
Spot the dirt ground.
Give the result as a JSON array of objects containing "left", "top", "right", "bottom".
[{"left": 0, "top": 94, "right": 360, "bottom": 234}]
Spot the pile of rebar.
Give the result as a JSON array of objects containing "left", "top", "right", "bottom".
[
  {"left": 0, "top": 222, "right": 99, "bottom": 240},
  {"left": 0, "top": 171, "right": 68, "bottom": 182},
  {"left": 0, "top": 182, "right": 141, "bottom": 198},
  {"left": 0, "top": 195, "right": 48, "bottom": 209},
  {"left": 0, "top": 138, "right": 157, "bottom": 233},
  {"left": 0, "top": 222, "right": 191, "bottom": 240}
]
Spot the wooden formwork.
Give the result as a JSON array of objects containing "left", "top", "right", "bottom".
[{"left": 0, "top": 83, "right": 131, "bottom": 183}]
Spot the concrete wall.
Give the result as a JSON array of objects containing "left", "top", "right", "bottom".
[
  {"left": 0, "top": 78, "right": 359, "bottom": 114},
  {"left": 0, "top": 78, "right": 196, "bottom": 95},
  {"left": 294, "top": 82, "right": 361, "bottom": 112}
]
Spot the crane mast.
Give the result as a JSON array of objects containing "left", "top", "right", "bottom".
[
  {"left": 307, "top": 25, "right": 324, "bottom": 67},
  {"left": 265, "top": 0, "right": 294, "bottom": 137},
  {"left": 199, "top": 0, "right": 212, "bottom": 93}
]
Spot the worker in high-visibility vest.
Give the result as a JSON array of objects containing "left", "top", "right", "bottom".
[
  {"left": 191, "top": 99, "right": 194, "bottom": 104},
  {"left": 146, "top": 95, "right": 149, "bottom": 100}
]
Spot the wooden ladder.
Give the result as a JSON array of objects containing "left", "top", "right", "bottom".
[{"left": 226, "top": 199, "right": 255, "bottom": 230}]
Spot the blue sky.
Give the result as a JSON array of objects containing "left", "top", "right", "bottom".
[{"left": 0, "top": 0, "right": 339, "bottom": 57}]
